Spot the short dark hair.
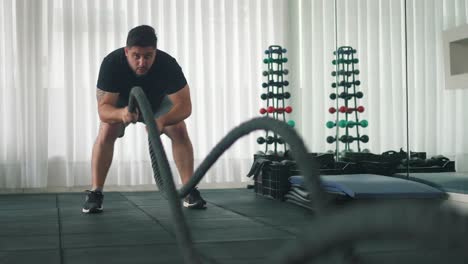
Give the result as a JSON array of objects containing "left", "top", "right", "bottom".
[{"left": 126, "top": 25, "right": 157, "bottom": 48}]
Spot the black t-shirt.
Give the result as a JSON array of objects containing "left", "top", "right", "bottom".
[{"left": 97, "top": 47, "right": 187, "bottom": 110}]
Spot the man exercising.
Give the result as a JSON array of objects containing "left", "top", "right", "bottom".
[{"left": 83, "top": 25, "right": 206, "bottom": 213}]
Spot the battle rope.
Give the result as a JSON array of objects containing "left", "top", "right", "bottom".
[
  {"left": 128, "top": 87, "right": 200, "bottom": 264},
  {"left": 128, "top": 86, "right": 324, "bottom": 263},
  {"left": 128, "top": 86, "right": 468, "bottom": 263},
  {"left": 277, "top": 200, "right": 468, "bottom": 263}
]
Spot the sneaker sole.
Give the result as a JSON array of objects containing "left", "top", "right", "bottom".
[
  {"left": 82, "top": 207, "right": 103, "bottom": 214},
  {"left": 183, "top": 201, "right": 207, "bottom": 209}
]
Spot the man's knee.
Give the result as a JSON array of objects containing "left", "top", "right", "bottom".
[
  {"left": 163, "top": 122, "right": 190, "bottom": 142},
  {"left": 97, "top": 122, "right": 124, "bottom": 144}
]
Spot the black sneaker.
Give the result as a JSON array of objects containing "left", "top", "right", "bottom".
[
  {"left": 82, "top": 190, "right": 104, "bottom": 213},
  {"left": 183, "top": 188, "right": 207, "bottom": 209}
]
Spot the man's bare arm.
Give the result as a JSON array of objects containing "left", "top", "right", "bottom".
[
  {"left": 157, "top": 84, "right": 192, "bottom": 128},
  {"left": 96, "top": 88, "right": 137, "bottom": 124}
]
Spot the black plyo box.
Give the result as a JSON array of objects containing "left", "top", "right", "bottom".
[{"left": 254, "top": 161, "right": 292, "bottom": 200}]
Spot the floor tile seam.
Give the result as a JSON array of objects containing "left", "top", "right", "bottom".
[
  {"left": 58, "top": 204, "right": 138, "bottom": 210},
  {"left": 58, "top": 218, "right": 157, "bottom": 223},
  {"left": 0, "top": 220, "right": 60, "bottom": 224},
  {"left": 1, "top": 226, "right": 284, "bottom": 237},
  {"left": 0, "top": 202, "right": 58, "bottom": 205},
  {"left": 205, "top": 201, "right": 299, "bottom": 237},
  {"left": 130, "top": 203, "right": 180, "bottom": 208},
  {"left": 56, "top": 195, "right": 65, "bottom": 264},
  {"left": 356, "top": 248, "right": 442, "bottom": 255},
  {"left": 191, "top": 237, "right": 296, "bottom": 244},
  {"left": 115, "top": 194, "right": 168, "bottom": 205},
  {"left": 192, "top": 237, "right": 296, "bottom": 245},
  {"left": 0, "top": 233, "right": 61, "bottom": 239},
  {"left": 214, "top": 210, "right": 314, "bottom": 218},
  {"left": 59, "top": 228, "right": 171, "bottom": 236},
  {"left": 0, "top": 207, "right": 60, "bottom": 211},
  {"left": 117, "top": 203, "right": 169, "bottom": 207},
  {"left": 57, "top": 218, "right": 153, "bottom": 223},
  {"left": 0, "top": 207, "right": 56, "bottom": 213},
  {"left": 59, "top": 241, "right": 179, "bottom": 251},
  {"left": 0, "top": 248, "right": 61, "bottom": 254},
  {"left": 157, "top": 220, "right": 300, "bottom": 231},
  {"left": 59, "top": 216, "right": 168, "bottom": 222},
  {"left": 155, "top": 225, "right": 292, "bottom": 231},
  {"left": 119, "top": 192, "right": 176, "bottom": 238},
  {"left": 0, "top": 232, "right": 61, "bottom": 237},
  {"left": 0, "top": 240, "right": 178, "bottom": 251},
  {"left": 119, "top": 195, "right": 165, "bottom": 199},
  {"left": 119, "top": 193, "right": 165, "bottom": 198},
  {"left": 0, "top": 248, "right": 61, "bottom": 253},
  {"left": 148, "top": 216, "right": 254, "bottom": 222},
  {"left": 57, "top": 201, "right": 129, "bottom": 205},
  {"left": 0, "top": 200, "right": 61, "bottom": 203},
  {"left": 156, "top": 217, "right": 271, "bottom": 224}
]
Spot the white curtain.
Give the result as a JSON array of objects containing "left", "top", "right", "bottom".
[
  {"left": 287, "top": 0, "right": 340, "bottom": 152},
  {"left": 289, "top": 0, "right": 468, "bottom": 172},
  {"left": 0, "top": 0, "right": 49, "bottom": 188},
  {"left": 406, "top": 0, "right": 468, "bottom": 171},
  {"left": 0, "top": 0, "right": 289, "bottom": 189},
  {"left": 2, "top": 0, "right": 468, "bottom": 189}
]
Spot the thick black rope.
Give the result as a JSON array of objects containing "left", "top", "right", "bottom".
[
  {"left": 128, "top": 86, "right": 468, "bottom": 264},
  {"left": 277, "top": 200, "right": 468, "bottom": 263},
  {"left": 128, "top": 87, "right": 324, "bottom": 264},
  {"left": 148, "top": 141, "right": 165, "bottom": 193},
  {"left": 128, "top": 87, "right": 200, "bottom": 264},
  {"left": 129, "top": 87, "right": 326, "bottom": 210},
  {"left": 178, "top": 117, "right": 326, "bottom": 211}
]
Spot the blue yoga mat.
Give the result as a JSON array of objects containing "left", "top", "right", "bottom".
[{"left": 289, "top": 174, "right": 446, "bottom": 199}]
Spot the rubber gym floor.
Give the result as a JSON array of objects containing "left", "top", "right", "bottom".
[{"left": 1, "top": 173, "right": 468, "bottom": 264}]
